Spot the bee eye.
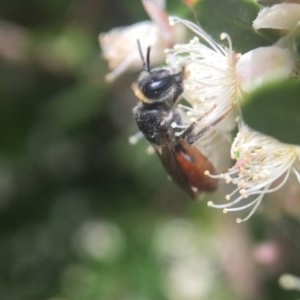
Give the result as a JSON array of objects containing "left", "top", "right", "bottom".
[{"left": 143, "top": 75, "right": 174, "bottom": 99}]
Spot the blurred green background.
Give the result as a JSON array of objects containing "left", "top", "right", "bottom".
[{"left": 0, "top": 0, "right": 300, "bottom": 299}]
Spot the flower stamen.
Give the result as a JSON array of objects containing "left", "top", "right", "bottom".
[{"left": 205, "top": 123, "right": 300, "bottom": 221}]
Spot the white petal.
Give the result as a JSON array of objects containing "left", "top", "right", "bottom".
[
  {"left": 253, "top": 3, "right": 300, "bottom": 31},
  {"left": 142, "top": 0, "right": 174, "bottom": 45},
  {"left": 236, "top": 46, "right": 295, "bottom": 93},
  {"left": 99, "top": 21, "right": 167, "bottom": 81}
]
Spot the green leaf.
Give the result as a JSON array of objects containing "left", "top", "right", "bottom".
[
  {"left": 242, "top": 79, "right": 300, "bottom": 145},
  {"left": 195, "top": 0, "right": 275, "bottom": 52}
]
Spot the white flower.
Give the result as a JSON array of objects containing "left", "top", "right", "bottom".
[
  {"left": 166, "top": 17, "right": 240, "bottom": 131},
  {"left": 235, "top": 46, "right": 296, "bottom": 93},
  {"left": 252, "top": 3, "right": 300, "bottom": 66},
  {"left": 166, "top": 17, "right": 296, "bottom": 131},
  {"left": 100, "top": 21, "right": 168, "bottom": 82},
  {"left": 206, "top": 123, "right": 300, "bottom": 223},
  {"left": 253, "top": 3, "right": 300, "bottom": 31},
  {"left": 279, "top": 274, "right": 300, "bottom": 292},
  {"left": 99, "top": 0, "right": 186, "bottom": 82}
]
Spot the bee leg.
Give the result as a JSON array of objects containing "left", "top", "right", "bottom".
[
  {"left": 179, "top": 104, "right": 217, "bottom": 142},
  {"left": 185, "top": 124, "right": 213, "bottom": 144},
  {"left": 183, "top": 107, "right": 233, "bottom": 144}
]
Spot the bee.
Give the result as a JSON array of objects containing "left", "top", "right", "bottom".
[{"left": 132, "top": 41, "right": 217, "bottom": 198}]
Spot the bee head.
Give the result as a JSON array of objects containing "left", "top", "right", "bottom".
[{"left": 132, "top": 41, "right": 183, "bottom": 108}]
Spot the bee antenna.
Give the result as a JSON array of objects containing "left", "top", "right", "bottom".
[
  {"left": 146, "top": 46, "right": 151, "bottom": 72},
  {"left": 136, "top": 39, "right": 151, "bottom": 72}
]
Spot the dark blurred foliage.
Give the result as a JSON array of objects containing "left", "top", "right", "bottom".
[{"left": 0, "top": 1, "right": 300, "bottom": 300}]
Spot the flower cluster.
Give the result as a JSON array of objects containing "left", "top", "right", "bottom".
[
  {"left": 207, "top": 123, "right": 300, "bottom": 222},
  {"left": 100, "top": 1, "right": 300, "bottom": 222},
  {"left": 165, "top": 3, "right": 300, "bottom": 222}
]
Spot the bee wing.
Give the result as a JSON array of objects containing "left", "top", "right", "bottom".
[
  {"left": 157, "top": 140, "right": 195, "bottom": 198},
  {"left": 157, "top": 139, "right": 217, "bottom": 198},
  {"left": 174, "top": 139, "right": 217, "bottom": 193}
]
